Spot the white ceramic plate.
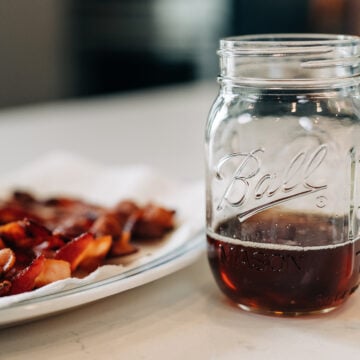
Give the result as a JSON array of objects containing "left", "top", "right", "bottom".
[{"left": 0, "top": 232, "right": 204, "bottom": 328}]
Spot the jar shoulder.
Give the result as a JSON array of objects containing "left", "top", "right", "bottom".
[{"left": 206, "top": 90, "right": 360, "bottom": 130}]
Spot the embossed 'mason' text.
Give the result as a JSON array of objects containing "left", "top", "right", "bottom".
[{"left": 238, "top": 248, "right": 304, "bottom": 272}]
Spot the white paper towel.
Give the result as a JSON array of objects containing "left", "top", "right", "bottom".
[{"left": 0, "top": 152, "right": 204, "bottom": 308}]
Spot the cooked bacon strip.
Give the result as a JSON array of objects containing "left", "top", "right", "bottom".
[
  {"left": 78, "top": 235, "right": 112, "bottom": 272},
  {"left": 0, "top": 219, "right": 53, "bottom": 249},
  {"left": 113, "top": 200, "right": 140, "bottom": 217},
  {"left": 52, "top": 213, "right": 97, "bottom": 239},
  {"left": 0, "top": 191, "right": 176, "bottom": 297},
  {"left": 110, "top": 210, "right": 142, "bottom": 256},
  {"left": 0, "top": 206, "right": 38, "bottom": 225},
  {"left": 0, "top": 221, "right": 26, "bottom": 243},
  {"left": 0, "top": 280, "right": 11, "bottom": 296},
  {"left": 90, "top": 212, "right": 123, "bottom": 239},
  {"left": 0, "top": 248, "right": 15, "bottom": 276},
  {"left": 34, "top": 259, "right": 71, "bottom": 288},
  {"left": 9, "top": 255, "right": 46, "bottom": 295},
  {"left": 12, "top": 191, "right": 36, "bottom": 206},
  {"left": 133, "top": 204, "right": 175, "bottom": 238},
  {"left": 54, "top": 233, "right": 93, "bottom": 271}
]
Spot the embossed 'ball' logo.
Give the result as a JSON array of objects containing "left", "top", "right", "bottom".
[{"left": 215, "top": 144, "right": 328, "bottom": 221}]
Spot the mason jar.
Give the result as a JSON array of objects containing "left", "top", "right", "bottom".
[{"left": 205, "top": 34, "right": 360, "bottom": 316}]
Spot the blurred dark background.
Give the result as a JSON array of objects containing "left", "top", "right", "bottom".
[{"left": 0, "top": 0, "right": 359, "bottom": 108}]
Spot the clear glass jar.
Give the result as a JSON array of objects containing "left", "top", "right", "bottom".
[{"left": 205, "top": 34, "right": 360, "bottom": 316}]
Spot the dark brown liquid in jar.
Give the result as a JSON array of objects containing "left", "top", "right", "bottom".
[{"left": 207, "top": 209, "right": 360, "bottom": 315}]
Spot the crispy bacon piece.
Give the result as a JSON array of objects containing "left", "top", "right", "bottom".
[
  {"left": 0, "top": 191, "right": 102, "bottom": 235},
  {"left": 34, "top": 259, "right": 71, "bottom": 288},
  {"left": 78, "top": 235, "right": 112, "bottom": 272},
  {"left": 90, "top": 212, "right": 123, "bottom": 239},
  {"left": 33, "top": 235, "right": 66, "bottom": 258},
  {"left": 0, "top": 191, "right": 176, "bottom": 297},
  {"left": 52, "top": 213, "right": 97, "bottom": 239},
  {"left": 0, "top": 221, "right": 26, "bottom": 244},
  {"left": 133, "top": 204, "right": 175, "bottom": 238},
  {"left": 110, "top": 210, "right": 142, "bottom": 256},
  {"left": 0, "top": 280, "right": 11, "bottom": 296},
  {"left": 9, "top": 255, "right": 46, "bottom": 295},
  {"left": 8, "top": 256, "right": 72, "bottom": 294},
  {"left": 12, "top": 191, "right": 36, "bottom": 206},
  {"left": 0, "top": 248, "right": 15, "bottom": 276},
  {"left": 55, "top": 233, "right": 113, "bottom": 272},
  {"left": 0, "top": 219, "right": 53, "bottom": 249},
  {"left": 54, "top": 233, "right": 93, "bottom": 271},
  {"left": 113, "top": 200, "right": 140, "bottom": 218},
  {"left": 0, "top": 206, "right": 38, "bottom": 225}
]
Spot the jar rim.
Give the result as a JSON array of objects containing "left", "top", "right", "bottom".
[{"left": 220, "top": 33, "right": 360, "bottom": 53}]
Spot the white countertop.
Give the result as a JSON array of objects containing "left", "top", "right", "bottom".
[{"left": 0, "top": 82, "right": 359, "bottom": 359}]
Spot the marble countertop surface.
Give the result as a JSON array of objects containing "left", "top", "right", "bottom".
[{"left": 0, "top": 82, "right": 359, "bottom": 359}]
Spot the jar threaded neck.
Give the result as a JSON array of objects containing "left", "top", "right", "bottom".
[{"left": 219, "top": 34, "right": 360, "bottom": 88}]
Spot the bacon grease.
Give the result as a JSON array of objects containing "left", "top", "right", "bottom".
[{"left": 207, "top": 210, "right": 360, "bottom": 315}]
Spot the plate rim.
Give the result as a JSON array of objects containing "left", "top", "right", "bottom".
[{"left": 0, "top": 231, "right": 205, "bottom": 328}]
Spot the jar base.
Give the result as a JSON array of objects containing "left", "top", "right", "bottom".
[{"left": 237, "top": 303, "right": 338, "bottom": 317}]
